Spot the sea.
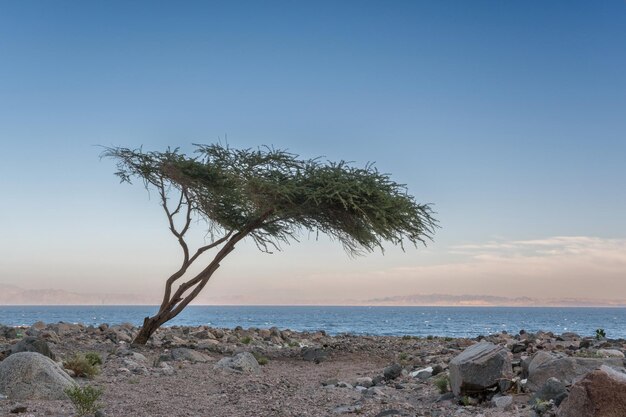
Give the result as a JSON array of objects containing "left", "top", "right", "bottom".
[{"left": 1, "top": 306, "right": 625, "bottom": 339}]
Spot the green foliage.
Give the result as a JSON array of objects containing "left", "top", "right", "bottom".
[
  {"left": 434, "top": 375, "right": 449, "bottom": 394},
  {"left": 596, "top": 328, "right": 606, "bottom": 339},
  {"left": 64, "top": 353, "right": 100, "bottom": 378},
  {"left": 240, "top": 336, "right": 252, "bottom": 344},
  {"left": 103, "top": 144, "right": 438, "bottom": 256},
  {"left": 461, "top": 395, "right": 471, "bottom": 406},
  {"left": 532, "top": 398, "right": 554, "bottom": 415},
  {"left": 287, "top": 340, "right": 300, "bottom": 348},
  {"left": 64, "top": 385, "right": 103, "bottom": 416},
  {"left": 252, "top": 351, "right": 269, "bottom": 365},
  {"left": 85, "top": 352, "right": 103, "bottom": 366}
]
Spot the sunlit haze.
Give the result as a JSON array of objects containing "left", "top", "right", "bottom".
[{"left": 1, "top": 1, "right": 625, "bottom": 306}]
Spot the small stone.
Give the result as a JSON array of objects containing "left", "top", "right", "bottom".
[
  {"left": 375, "top": 410, "right": 401, "bottom": 417},
  {"left": 333, "top": 404, "right": 362, "bottom": 414},
  {"left": 410, "top": 366, "right": 433, "bottom": 380},
  {"left": 10, "top": 404, "right": 28, "bottom": 413},
  {"left": 355, "top": 377, "right": 373, "bottom": 388},
  {"left": 383, "top": 363, "right": 402, "bottom": 380},
  {"left": 321, "top": 378, "right": 338, "bottom": 387},
  {"left": 491, "top": 395, "right": 513, "bottom": 410}
]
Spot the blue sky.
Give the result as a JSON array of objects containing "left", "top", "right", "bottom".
[{"left": 1, "top": 1, "right": 625, "bottom": 304}]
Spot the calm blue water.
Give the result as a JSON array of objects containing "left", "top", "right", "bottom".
[{"left": 0, "top": 306, "right": 624, "bottom": 339}]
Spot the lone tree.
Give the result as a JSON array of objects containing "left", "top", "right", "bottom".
[{"left": 104, "top": 144, "right": 437, "bottom": 344}]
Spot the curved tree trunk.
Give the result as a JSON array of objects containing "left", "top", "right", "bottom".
[{"left": 133, "top": 316, "right": 163, "bottom": 345}]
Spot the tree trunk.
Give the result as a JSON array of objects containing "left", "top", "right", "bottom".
[
  {"left": 131, "top": 211, "right": 272, "bottom": 345},
  {"left": 132, "top": 315, "right": 165, "bottom": 345}
]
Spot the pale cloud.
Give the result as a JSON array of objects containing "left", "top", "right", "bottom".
[{"left": 197, "top": 236, "right": 626, "bottom": 304}]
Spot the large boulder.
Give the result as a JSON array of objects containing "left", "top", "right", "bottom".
[
  {"left": 10, "top": 337, "right": 55, "bottom": 360},
  {"left": 527, "top": 352, "right": 624, "bottom": 391},
  {"left": 557, "top": 365, "right": 626, "bottom": 417},
  {"left": 0, "top": 352, "right": 77, "bottom": 400},
  {"left": 449, "top": 341, "right": 512, "bottom": 396},
  {"left": 214, "top": 352, "right": 260, "bottom": 373}
]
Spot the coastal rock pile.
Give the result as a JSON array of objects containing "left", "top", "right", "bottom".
[{"left": 0, "top": 322, "right": 625, "bottom": 416}]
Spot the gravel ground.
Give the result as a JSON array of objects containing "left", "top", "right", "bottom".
[{"left": 0, "top": 323, "right": 592, "bottom": 416}]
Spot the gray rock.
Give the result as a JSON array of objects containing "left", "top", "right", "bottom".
[
  {"left": 492, "top": 395, "right": 513, "bottom": 410},
  {"left": 10, "top": 404, "right": 28, "bottom": 413},
  {"left": 302, "top": 347, "right": 328, "bottom": 363},
  {"left": 383, "top": 363, "right": 402, "bottom": 380},
  {"left": 527, "top": 354, "right": 624, "bottom": 391},
  {"left": 355, "top": 377, "right": 373, "bottom": 388},
  {"left": 106, "top": 327, "right": 133, "bottom": 344},
  {"left": 170, "top": 348, "right": 212, "bottom": 363},
  {"left": 122, "top": 358, "right": 148, "bottom": 375},
  {"left": 410, "top": 366, "right": 433, "bottom": 380},
  {"left": 0, "top": 326, "right": 18, "bottom": 340},
  {"left": 158, "top": 361, "right": 175, "bottom": 376},
  {"left": 322, "top": 378, "right": 339, "bottom": 386},
  {"left": 449, "top": 341, "right": 513, "bottom": 396},
  {"left": 214, "top": 352, "right": 260, "bottom": 373},
  {"left": 532, "top": 377, "right": 567, "bottom": 406},
  {"left": 0, "top": 352, "right": 77, "bottom": 400},
  {"left": 10, "top": 337, "right": 55, "bottom": 360},
  {"left": 557, "top": 365, "right": 626, "bottom": 417}
]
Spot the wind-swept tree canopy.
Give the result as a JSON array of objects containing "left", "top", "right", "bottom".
[{"left": 103, "top": 144, "right": 437, "bottom": 344}]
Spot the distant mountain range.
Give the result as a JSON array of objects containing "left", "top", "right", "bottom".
[
  {"left": 0, "top": 284, "right": 155, "bottom": 305},
  {"left": 366, "top": 293, "right": 626, "bottom": 307},
  {"left": 1, "top": 284, "right": 625, "bottom": 307}
]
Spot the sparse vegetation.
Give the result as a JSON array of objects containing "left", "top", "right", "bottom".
[
  {"left": 252, "top": 352, "right": 269, "bottom": 365},
  {"left": 596, "top": 328, "right": 606, "bottom": 340},
  {"left": 85, "top": 352, "right": 103, "bottom": 366},
  {"left": 434, "top": 375, "right": 449, "bottom": 394},
  {"left": 532, "top": 398, "right": 554, "bottom": 415},
  {"left": 241, "top": 336, "right": 252, "bottom": 344},
  {"left": 64, "top": 353, "right": 100, "bottom": 378},
  {"left": 64, "top": 385, "right": 103, "bottom": 416}
]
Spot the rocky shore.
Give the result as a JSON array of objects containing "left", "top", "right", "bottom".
[{"left": 1, "top": 322, "right": 625, "bottom": 416}]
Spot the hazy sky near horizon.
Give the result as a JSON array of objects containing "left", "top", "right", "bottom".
[{"left": 1, "top": 1, "right": 625, "bottom": 304}]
